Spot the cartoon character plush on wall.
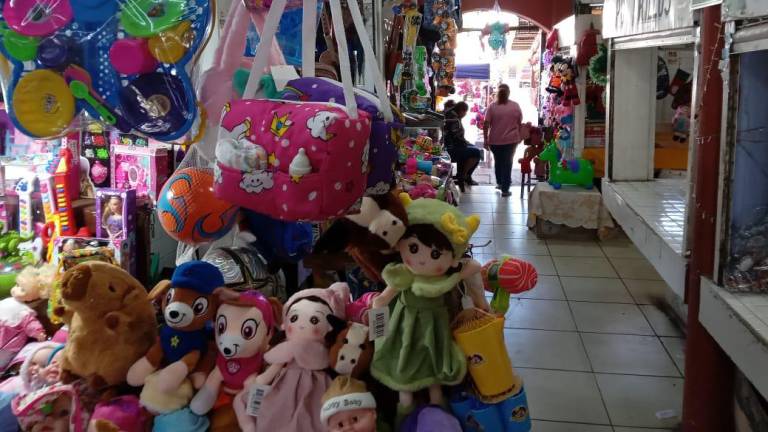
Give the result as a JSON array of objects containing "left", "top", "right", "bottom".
[{"left": 127, "top": 261, "right": 224, "bottom": 398}]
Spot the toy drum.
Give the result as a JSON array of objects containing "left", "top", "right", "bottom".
[{"left": 452, "top": 308, "right": 521, "bottom": 401}]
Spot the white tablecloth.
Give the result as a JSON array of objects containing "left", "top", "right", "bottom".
[{"left": 527, "top": 183, "right": 615, "bottom": 231}]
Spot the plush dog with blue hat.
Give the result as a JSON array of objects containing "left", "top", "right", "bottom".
[{"left": 127, "top": 261, "right": 225, "bottom": 396}]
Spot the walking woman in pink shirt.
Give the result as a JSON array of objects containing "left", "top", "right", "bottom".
[{"left": 484, "top": 84, "right": 524, "bottom": 197}]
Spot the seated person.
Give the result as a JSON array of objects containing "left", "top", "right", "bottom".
[{"left": 443, "top": 102, "right": 482, "bottom": 191}]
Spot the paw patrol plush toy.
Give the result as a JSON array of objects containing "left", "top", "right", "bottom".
[{"left": 127, "top": 261, "right": 224, "bottom": 393}]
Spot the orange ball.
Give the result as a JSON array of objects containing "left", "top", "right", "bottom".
[{"left": 157, "top": 168, "right": 239, "bottom": 245}]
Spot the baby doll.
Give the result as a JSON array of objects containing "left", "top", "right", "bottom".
[
  {"left": 320, "top": 376, "right": 377, "bottom": 432},
  {"left": 0, "top": 265, "right": 54, "bottom": 371},
  {"left": 101, "top": 196, "right": 124, "bottom": 239},
  {"left": 20, "top": 342, "right": 65, "bottom": 392},
  {"left": 371, "top": 196, "right": 481, "bottom": 415},
  {"left": 12, "top": 383, "right": 88, "bottom": 432},
  {"left": 189, "top": 290, "right": 281, "bottom": 432},
  {"left": 253, "top": 282, "right": 350, "bottom": 432}
]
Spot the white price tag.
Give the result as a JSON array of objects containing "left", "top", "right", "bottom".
[
  {"left": 246, "top": 384, "right": 271, "bottom": 417},
  {"left": 461, "top": 295, "right": 475, "bottom": 310},
  {"left": 368, "top": 307, "right": 389, "bottom": 340}
]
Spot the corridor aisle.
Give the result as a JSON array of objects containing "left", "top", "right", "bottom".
[{"left": 460, "top": 185, "right": 685, "bottom": 431}]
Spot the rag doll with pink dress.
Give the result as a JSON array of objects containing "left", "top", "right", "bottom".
[{"left": 252, "top": 283, "right": 350, "bottom": 431}]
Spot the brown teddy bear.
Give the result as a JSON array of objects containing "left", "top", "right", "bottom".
[{"left": 54, "top": 261, "right": 157, "bottom": 389}]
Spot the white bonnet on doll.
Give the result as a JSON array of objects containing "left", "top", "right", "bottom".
[{"left": 20, "top": 342, "right": 63, "bottom": 392}]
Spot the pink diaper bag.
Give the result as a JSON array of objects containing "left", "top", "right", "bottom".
[{"left": 214, "top": 0, "right": 388, "bottom": 221}]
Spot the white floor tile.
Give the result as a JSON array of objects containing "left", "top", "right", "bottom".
[
  {"left": 505, "top": 299, "right": 576, "bottom": 331},
  {"left": 599, "top": 239, "right": 644, "bottom": 259},
  {"left": 581, "top": 333, "right": 680, "bottom": 376},
  {"left": 660, "top": 337, "right": 686, "bottom": 376},
  {"left": 515, "top": 255, "right": 557, "bottom": 276},
  {"left": 610, "top": 258, "right": 663, "bottom": 280},
  {"left": 513, "top": 275, "right": 565, "bottom": 300},
  {"left": 518, "top": 368, "right": 610, "bottom": 424},
  {"left": 623, "top": 279, "right": 672, "bottom": 304},
  {"left": 474, "top": 212, "right": 495, "bottom": 226},
  {"left": 639, "top": 305, "right": 684, "bottom": 337},
  {"left": 505, "top": 329, "right": 592, "bottom": 372},
  {"left": 495, "top": 238, "right": 550, "bottom": 256},
  {"left": 459, "top": 202, "right": 493, "bottom": 213},
  {"left": 531, "top": 420, "right": 612, "bottom": 432},
  {"left": 560, "top": 277, "right": 635, "bottom": 303},
  {"left": 495, "top": 224, "right": 538, "bottom": 239},
  {"left": 473, "top": 224, "right": 495, "bottom": 238},
  {"left": 495, "top": 212, "right": 530, "bottom": 225},
  {"left": 596, "top": 374, "right": 683, "bottom": 428},
  {"left": 547, "top": 240, "right": 605, "bottom": 257},
  {"left": 570, "top": 302, "right": 654, "bottom": 335},
  {"left": 553, "top": 257, "right": 619, "bottom": 278}
]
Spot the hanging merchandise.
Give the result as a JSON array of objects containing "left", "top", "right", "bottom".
[
  {"left": 432, "top": 0, "right": 458, "bottom": 95},
  {"left": 588, "top": 44, "right": 609, "bottom": 86},
  {"left": 156, "top": 167, "right": 239, "bottom": 246},
  {"left": 397, "top": 3, "right": 428, "bottom": 109},
  {"left": 576, "top": 25, "right": 600, "bottom": 66},
  {"left": 656, "top": 56, "right": 671, "bottom": 100},
  {"left": 403, "top": 45, "right": 432, "bottom": 111},
  {"left": 481, "top": 22, "right": 510, "bottom": 55},
  {"left": 214, "top": 0, "right": 389, "bottom": 221},
  {"left": 0, "top": 0, "right": 212, "bottom": 140}
]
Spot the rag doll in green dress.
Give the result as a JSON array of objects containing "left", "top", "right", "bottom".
[{"left": 371, "top": 195, "right": 482, "bottom": 413}]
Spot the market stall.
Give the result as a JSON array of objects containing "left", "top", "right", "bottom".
[
  {"left": 699, "top": 0, "right": 768, "bottom": 405},
  {"left": 600, "top": 0, "right": 698, "bottom": 300}
]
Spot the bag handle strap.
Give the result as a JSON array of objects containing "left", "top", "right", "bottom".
[
  {"left": 242, "top": 0, "right": 288, "bottom": 100},
  {"left": 345, "top": 0, "right": 393, "bottom": 122},
  {"left": 302, "top": 0, "right": 317, "bottom": 77}
]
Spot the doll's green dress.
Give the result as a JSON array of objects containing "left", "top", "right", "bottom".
[{"left": 370, "top": 263, "right": 467, "bottom": 391}]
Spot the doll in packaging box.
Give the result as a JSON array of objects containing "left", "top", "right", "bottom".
[{"left": 371, "top": 195, "right": 481, "bottom": 416}]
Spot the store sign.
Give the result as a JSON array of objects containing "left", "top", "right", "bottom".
[
  {"left": 603, "top": 0, "right": 694, "bottom": 39},
  {"left": 691, "top": 0, "right": 721, "bottom": 11},
  {"left": 723, "top": 0, "right": 768, "bottom": 20}
]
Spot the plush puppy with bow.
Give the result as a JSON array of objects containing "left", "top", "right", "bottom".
[
  {"left": 127, "top": 261, "right": 224, "bottom": 392},
  {"left": 314, "top": 193, "right": 408, "bottom": 281}
]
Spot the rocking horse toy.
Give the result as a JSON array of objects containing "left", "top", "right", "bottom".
[{"left": 538, "top": 141, "right": 594, "bottom": 189}]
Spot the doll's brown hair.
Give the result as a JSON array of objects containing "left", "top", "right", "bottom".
[{"left": 402, "top": 224, "right": 454, "bottom": 256}]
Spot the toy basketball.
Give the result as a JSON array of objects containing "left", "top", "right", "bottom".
[
  {"left": 156, "top": 167, "right": 239, "bottom": 245},
  {"left": 482, "top": 257, "right": 538, "bottom": 295},
  {"left": 482, "top": 257, "right": 538, "bottom": 315}
]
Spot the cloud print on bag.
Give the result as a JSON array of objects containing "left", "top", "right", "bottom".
[
  {"left": 306, "top": 111, "right": 338, "bottom": 141},
  {"left": 240, "top": 171, "right": 274, "bottom": 193}
]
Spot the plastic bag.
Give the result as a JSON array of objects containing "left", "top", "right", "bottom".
[{"left": 0, "top": 0, "right": 211, "bottom": 140}]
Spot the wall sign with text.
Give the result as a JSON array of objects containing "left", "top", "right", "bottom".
[{"left": 603, "top": 0, "right": 694, "bottom": 39}]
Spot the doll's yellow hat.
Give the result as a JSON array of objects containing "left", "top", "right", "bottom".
[{"left": 399, "top": 194, "right": 480, "bottom": 257}]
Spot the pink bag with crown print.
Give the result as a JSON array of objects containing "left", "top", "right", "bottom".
[{"left": 214, "top": 0, "right": 389, "bottom": 221}]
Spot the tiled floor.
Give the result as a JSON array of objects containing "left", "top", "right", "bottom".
[{"left": 462, "top": 185, "right": 685, "bottom": 431}]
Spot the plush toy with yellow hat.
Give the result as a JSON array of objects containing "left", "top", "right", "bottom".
[
  {"left": 320, "top": 376, "right": 377, "bottom": 432},
  {"left": 371, "top": 196, "right": 482, "bottom": 415}
]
